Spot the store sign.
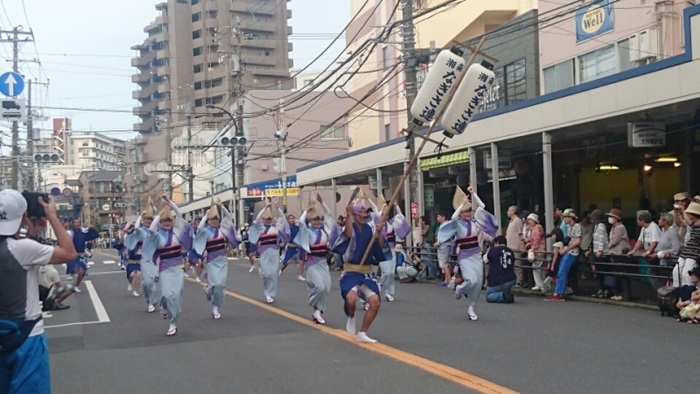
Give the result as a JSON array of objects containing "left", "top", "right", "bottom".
[
  {"left": 576, "top": 0, "right": 614, "bottom": 43},
  {"left": 245, "top": 176, "right": 298, "bottom": 197},
  {"left": 264, "top": 188, "right": 299, "bottom": 197},
  {"left": 627, "top": 121, "right": 666, "bottom": 148},
  {"left": 484, "top": 150, "right": 512, "bottom": 170},
  {"left": 424, "top": 186, "right": 435, "bottom": 210}
]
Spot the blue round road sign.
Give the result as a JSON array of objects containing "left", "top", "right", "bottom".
[
  {"left": 62, "top": 188, "right": 73, "bottom": 197},
  {"left": 50, "top": 187, "right": 61, "bottom": 196},
  {"left": 0, "top": 72, "right": 24, "bottom": 97}
]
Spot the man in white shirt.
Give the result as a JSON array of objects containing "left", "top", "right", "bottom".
[
  {"left": 38, "top": 264, "right": 73, "bottom": 311},
  {"left": 505, "top": 206, "right": 525, "bottom": 287},
  {"left": 628, "top": 210, "right": 662, "bottom": 289},
  {"left": 0, "top": 190, "right": 77, "bottom": 394}
]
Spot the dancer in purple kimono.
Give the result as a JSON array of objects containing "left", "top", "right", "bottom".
[
  {"left": 437, "top": 186, "right": 498, "bottom": 321},
  {"left": 194, "top": 198, "right": 241, "bottom": 320},
  {"left": 249, "top": 200, "right": 290, "bottom": 303},
  {"left": 150, "top": 194, "right": 192, "bottom": 336},
  {"left": 296, "top": 194, "right": 340, "bottom": 324}
]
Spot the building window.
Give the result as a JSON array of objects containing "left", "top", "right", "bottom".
[
  {"left": 320, "top": 125, "right": 345, "bottom": 139},
  {"left": 382, "top": 46, "right": 389, "bottom": 69},
  {"left": 543, "top": 59, "right": 574, "bottom": 94},
  {"left": 503, "top": 59, "right": 527, "bottom": 105},
  {"left": 195, "top": 98, "right": 203, "bottom": 107},
  {"left": 191, "top": 0, "right": 199, "bottom": 4},
  {"left": 579, "top": 44, "right": 616, "bottom": 83},
  {"left": 194, "top": 81, "right": 202, "bottom": 90},
  {"left": 194, "top": 64, "right": 203, "bottom": 73},
  {"left": 193, "top": 47, "right": 203, "bottom": 56},
  {"left": 617, "top": 38, "right": 636, "bottom": 72},
  {"left": 303, "top": 79, "right": 314, "bottom": 87},
  {"left": 192, "top": 29, "right": 202, "bottom": 40},
  {"left": 192, "top": 12, "right": 201, "bottom": 23},
  {"left": 385, "top": 123, "right": 391, "bottom": 140}
]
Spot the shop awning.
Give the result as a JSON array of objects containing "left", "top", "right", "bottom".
[{"left": 420, "top": 150, "right": 469, "bottom": 171}]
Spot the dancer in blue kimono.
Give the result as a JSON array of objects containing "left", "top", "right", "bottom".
[
  {"left": 296, "top": 194, "right": 340, "bottom": 325},
  {"left": 150, "top": 194, "right": 192, "bottom": 336},
  {"left": 116, "top": 224, "right": 140, "bottom": 297},
  {"left": 194, "top": 198, "right": 241, "bottom": 320},
  {"left": 437, "top": 186, "right": 498, "bottom": 321},
  {"left": 333, "top": 194, "right": 387, "bottom": 343},
  {"left": 249, "top": 200, "right": 290, "bottom": 303},
  {"left": 280, "top": 214, "right": 305, "bottom": 281},
  {"left": 124, "top": 200, "right": 160, "bottom": 312},
  {"left": 369, "top": 196, "right": 411, "bottom": 302},
  {"left": 66, "top": 217, "right": 100, "bottom": 293},
  {"left": 185, "top": 217, "right": 204, "bottom": 282}
]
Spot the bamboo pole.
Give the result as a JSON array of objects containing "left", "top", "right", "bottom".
[
  {"left": 399, "top": 129, "right": 450, "bottom": 148},
  {"left": 357, "top": 36, "right": 487, "bottom": 266}
]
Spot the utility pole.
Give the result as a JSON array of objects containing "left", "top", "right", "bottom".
[
  {"left": 0, "top": 27, "right": 34, "bottom": 190},
  {"left": 232, "top": 16, "right": 246, "bottom": 225},
  {"left": 278, "top": 98, "right": 288, "bottom": 213},
  {"left": 164, "top": 117, "right": 172, "bottom": 199},
  {"left": 185, "top": 103, "right": 194, "bottom": 202},
  {"left": 402, "top": 0, "right": 419, "bottom": 238},
  {"left": 26, "top": 79, "right": 33, "bottom": 191}
]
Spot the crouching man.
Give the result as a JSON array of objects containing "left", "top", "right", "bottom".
[
  {"left": 485, "top": 235, "right": 516, "bottom": 304},
  {"left": 39, "top": 264, "right": 74, "bottom": 311}
]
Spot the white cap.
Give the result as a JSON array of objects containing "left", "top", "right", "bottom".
[{"left": 0, "top": 189, "right": 27, "bottom": 236}]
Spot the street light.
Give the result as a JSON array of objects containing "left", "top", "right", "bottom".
[{"left": 205, "top": 104, "right": 244, "bottom": 226}]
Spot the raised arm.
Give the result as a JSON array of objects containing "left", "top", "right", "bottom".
[
  {"left": 149, "top": 215, "right": 160, "bottom": 234},
  {"left": 135, "top": 214, "right": 143, "bottom": 229},
  {"left": 168, "top": 200, "right": 182, "bottom": 218},
  {"left": 468, "top": 186, "right": 485, "bottom": 209},
  {"left": 198, "top": 215, "right": 207, "bottom": 230},
  {"left": 254, "top": 206, "right": 267, "bottom": 223},
  {"left": 393, "top": 202, "right": 403, "bottom": 216},
  {"left": 452, "top": 205, "right": 462, "bottom": 221}
]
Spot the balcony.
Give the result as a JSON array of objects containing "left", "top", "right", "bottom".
[
  {"left": 205, "top": 17, "right": 219, "bottom": 30},
  {"left": 249, "top": 67, "right": 291, "bottom": 78},
  {"left": 158, "top": 100, "right": 172, "bottom": 112},
  {"left": 245, "top": 56, "right": 277, "bottom": 67},
  {"left": 156, "top": 48, "right": 170, "bottom": 59},
  {"left": 131, "top": 72, "right": 151, "bottom": 84},
  {"left": 133, "top": 117, "right": 156, "bottom": 133},
  {"left": 230, "top": 2, "right": 276, "bottom": 16},
  {"left": 131, "top": 51, "right": 155, "bottom": 68},
  {"left": 241, "top": 38, "right": 276, "bottom": 50},
  {"left": 157, "top": 80, "right": 171, "bottom": 94},
  {"left": 244, "top": 21, "right": 276, "bottom": 33},
  {"left": 156, "top": 64, "right": 170, "bottom": 76},
  {"left": 133, "top": 83, "right": 158, "bottom": 100},
  {"left": 205, "top": 0, "right": 218, "bottom": 12},
  {"left": 144, "top": 15, "right": 167, "bottom": 33}
]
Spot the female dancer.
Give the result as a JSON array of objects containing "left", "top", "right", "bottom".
[
  {"left": 249, "top": 200, "right": 290, "bottom": 303},
  {"left": 150, "top": 194, "right": 192, "bottom": 336},
  {"left": 194, "top": 198, "right": 241, "bottom": 319},
  {"left": 124, "top": 199, "right": 160, "bottom": 312},
  {"left": 437, "top": 186, "right": 498, "bottom": 321},
  {"left": 296, "top": 194, "right": 340, "bottom": 324}
]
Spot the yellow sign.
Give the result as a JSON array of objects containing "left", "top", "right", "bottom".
[
  {"left": 576, "top": 0, "right": 613, "bottom": 43},
  {"left": 265, "top": 188, "right": 299, "bottom": 197},
  {"left": 581, "top": 5, "right": 605, "bottom": 34}
]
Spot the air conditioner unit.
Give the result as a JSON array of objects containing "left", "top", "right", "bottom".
[
  {"left": 261, "top": 164, "right": 268, "bottom": 171},
  {"left": 638, "top": 27, "right": 659, "bottom": 60},
  {"left": 628, "top": 33, "right": 640, "bottom": 62}
]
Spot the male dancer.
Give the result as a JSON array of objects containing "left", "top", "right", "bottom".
[
  {"left": 334, "top": 194, "right": 387, "bottom": 343},
  {"left": 438, "top": 186, "right": 498, "bottom": 320},
  {"left": 280, "top": 214, "right": 306, "bottom": 281},
  {"left": 66, "top": 217, "right": 100, "bottom": 292},
  {"left": 194, "top": 199, "right": 241, "bottom": 319}
]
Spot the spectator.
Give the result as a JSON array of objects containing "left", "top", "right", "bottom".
[
  {"left": 627, "top": 210, "right": 662, "bottom": 290},
  {"left": 589, "top": 209, "right": 611, "bottom": 298},
  {"left": 432, "top": 212, "right": 450, "bottom": 282},
  {"left": 605, "top": 208, "right": 630, "bottom": 301},
  {"left": 505, "top": 206, "right": 525, "bottom": 288},
  {"left": 554, "top": 205, "right": 569, "bottom": 235},
  {"left": 672, "top": 201, "right": 700, "bottom": 287},
  {"left": 484, "top": 236, "right": 516, "bottom": 304},
  {"left": 38, "top": 264, "right": 73, "bottom": 311},
  {"left": 0, "top": 190, "right": 77, "bottom": 394},
  {"left": 395, "top": 244, "right": 419, "bottom": 283},
  {"left": 656, "top": 212, "right": 681, "bottom": 272},
  {"left": 676, "top": 266, "right": 700, "bottom": 321},
  {"left": 671, "top": 192, "right": 690, "bottom": 241},
  {"left": 419, "top": 215, "right": 437, "bottom": 280},
  {"left": 543, "top": 228, "right": 566, "bottom": 293},
  {"left": 545, "top": 208, "right": 581, "bottom": 301},
  {"left": 524, "top": 213, "right": 545, "bottom": 291}
]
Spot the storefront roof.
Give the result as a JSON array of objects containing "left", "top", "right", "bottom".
[
  {"left": 420, "top": 150, "right": 469, "bottom": 171},
  {"left": 297, "top": 5, "right": 700, "bottom": 187}
]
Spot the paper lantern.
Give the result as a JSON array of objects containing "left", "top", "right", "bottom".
[
  {"left": 440, "top": 60, "right": 495, "bottom": 138},
  {"left": 409, "top": 48, "right": 466, "bottom": 126}
]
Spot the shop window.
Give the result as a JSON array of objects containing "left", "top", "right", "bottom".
[
  {"left": 503, "top": 59, "right": 527, "bottom": 105},
  {"left": 543, "top": 59, "right": 574, "bottom": 94},
  {"left": 320, "top": 125, "right": 345, "bottom": 139},
  {"left": 579, "top": 44, "right": 615, "bottom": 83}
]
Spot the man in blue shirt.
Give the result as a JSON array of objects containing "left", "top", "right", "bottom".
[{"left": 485, "top": 235, "right": 516, "bottom": 304}]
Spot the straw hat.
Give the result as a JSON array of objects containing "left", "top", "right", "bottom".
[
  {"left": 685, "top": 201, "right": 700, "bottom": 217},
  {"left": 141, "top": 196, "right": 154, "bottom": 219},
  {"left": 377, "top": 192, "right": 387, "bottom": 207},
  {"left": 352, "top": 190, "right": 373, "bottom": 216},
  {"left": 526, "top": 213, "right": 539, "bottom": 224},
  {"left": 157, "top": 199, "right": 173, "bottom": 221},
  {"left": 673, "top": 192, "right": 689, "bottom": 201},
  {"left": 605, "top": 208, "right": 622, "bottom": 221},
  {"left": 260, "top": 205, "right": 274, "bottom": 219},
  {"left": 206, "top": 199, "right": 220, "bottom": 220},
  {"left": 452, "top": 187, "right": 471, "bottom": 212},
  {"left": 305, "top": 193, "right": 322, "bottom": 220},
  {"left": 562, "top": 208, "right": 577, "bottom": 220}
]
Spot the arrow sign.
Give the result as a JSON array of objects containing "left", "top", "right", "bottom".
[{"left": 0, "top": 72, "right": 24, "bottom": 97}]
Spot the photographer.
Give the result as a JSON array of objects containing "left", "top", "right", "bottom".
[{"left": 0, "top": 190, "right": 77, "bottom": 393}]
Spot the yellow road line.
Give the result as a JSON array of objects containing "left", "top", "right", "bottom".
[{"left": 186, "top": 277, "right": 518, "bottom": 394}]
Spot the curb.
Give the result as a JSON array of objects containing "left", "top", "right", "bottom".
[{"left": 512, "top": 288, "right": 658, "bottom": 311}]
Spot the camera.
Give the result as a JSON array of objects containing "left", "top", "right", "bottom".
[{"left": 22, "top": 191, "right": 49, "bottom": 219}]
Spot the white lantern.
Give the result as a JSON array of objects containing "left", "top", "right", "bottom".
[
  {"left": 440, "top": 60, "right": 495, "bottom": 138},
  {"left": 409, "top": 48, "right": 467, "bottom": 126}
]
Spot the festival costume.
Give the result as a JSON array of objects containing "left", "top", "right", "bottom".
[
  {"left": 124, "top": 211, "right": 160, "bottom": 310},
  {"left": 437, "top": 190, "right": 498, "bottom": 320},
  {"left": 150, "top": 201, "right": 192, "bottom": 335},
  {"left": 296, "top": 202, "right": 340, "bottom": 323},
  {"left": 369, "top": 197, "right": 411, "bottom": 301},
  {"left": 282, "top": 222, "right": 303, "bottom": 268},
  {"left": 66, "top": 224, "right": 99, "bottom": 278},
  {"left": 193, "top": 203, "right": 241, "bottom": 319},
  {"left": 249, "top": 205, "right": 290, "bottom": 302}
]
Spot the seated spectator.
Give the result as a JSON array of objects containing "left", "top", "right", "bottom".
[
  {"left": 677, "top": 266, "right": 700, "bottom": 322},
  {"left": 395, "top": 244, "right": 419, "bottom": 283},
  {"left": 39, "top": 264, "right": 73, "bottom": 311},
  {"left": 484, "top": 236, "right": 516, "bottom": 304}
]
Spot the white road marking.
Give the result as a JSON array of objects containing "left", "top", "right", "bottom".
[
  {"left": 42, "top": 311, "right": 53, "bottom": 319},
  {"left": 103, "top": 260, "right": 116, "bottom": 265},
  {"left": 85, "top": 280, "right": 110, "bottom": 323},
  {"left": 45, "top": 320, "right": 105, "bottom": 329},
  {"left": 87, "top": 261, "right": 95, "bottom": 266}
]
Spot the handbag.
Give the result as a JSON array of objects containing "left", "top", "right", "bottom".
[{"left": 0, "top": 317, "right": 41, "bottom": 353}]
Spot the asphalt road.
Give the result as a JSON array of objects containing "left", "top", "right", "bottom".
[{"left": 46, "top": 250, "right": 697, "bottom": 394}]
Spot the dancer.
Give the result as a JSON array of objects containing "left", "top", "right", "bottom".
[
  {"left": 333, "top": 193, "right": 387, "bottom": 343},
  {"left": 370, "top": 195, "right": 410, "bottom": 302},
  {"left": 249, "top": 199, "right": 289, "bottom": 303},
  {"left": 280, "top": 214, "right": 306, "bottom": 281},
  {"left": 241, "top": 223, "right": 258, "bottom": 273},
  {"left": 185, "top": 217, "right": 204, "bottom": 282},
  {"left": 194, "top": 198, "right": 241, "bottom": 319},
  {"left": 151, "top": 193, "right": 192, "bottom": 336},
  {"left": 296, "top": 194, "right": 340, "bottom": 324},
  {"left": 120, "top": 223, "right": 141, "bottom": 297},
  {"left": 437, "top": 186, "right": 498, "bottom": 320},
  {"left": 124, "top": 199, "right": 160, "bottom": 312},
  {"left": 66, "top": 217, "right": 100, "bottom": 293}
]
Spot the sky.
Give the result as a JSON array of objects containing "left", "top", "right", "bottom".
[{"left": 0, "top": 0, "right": 350, "bottom": 144}]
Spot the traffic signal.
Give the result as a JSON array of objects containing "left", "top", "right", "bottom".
[
  {"left": 220, "top": 136, "right": 247, "bottom": 146},
  {"left": 34, "top": 153, "right": 60, "bottom": 163}
]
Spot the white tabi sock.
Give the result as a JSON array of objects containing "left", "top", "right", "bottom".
[{"left": 356, "top": 332, "right": 377, "bottom": 343}]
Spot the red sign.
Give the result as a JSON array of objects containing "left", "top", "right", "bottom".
[{"left": 410, "top": 202, "right": 418, "bottom": 218}]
